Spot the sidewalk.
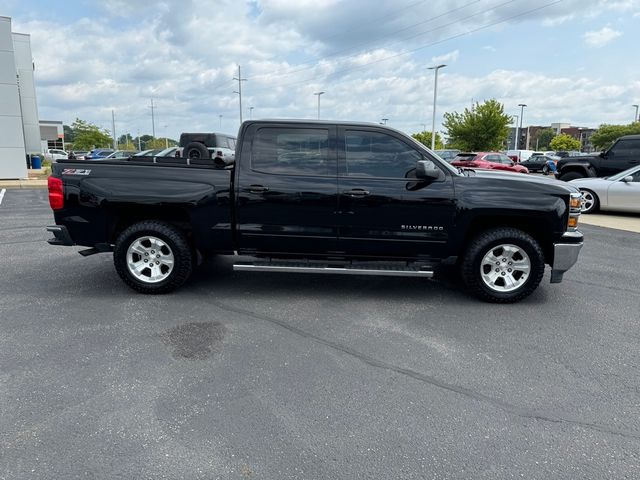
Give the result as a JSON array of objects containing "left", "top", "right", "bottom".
[
  {"left": 580, "top": 212, "right": 640, "bottom": 234},
  {"left": 0, "top": 167, "right": 49, "bottom": 188}
]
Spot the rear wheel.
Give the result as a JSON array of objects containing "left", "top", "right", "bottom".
[
  {"left": 114, "top": 221, "right": 193, "bottom": 294},
  {"left": 461, "top": 228, "right": 545, "bottom": 303},
  {"left": 579, "top": 189, "right": 599, "bottom": 214},
  {"left": 559, "top": 171, "right": 584, "bottom": 182}
]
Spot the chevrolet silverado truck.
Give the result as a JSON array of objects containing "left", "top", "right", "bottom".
[
  {"left": 557, "top": 134, "right": 640, "bottom": 181},
  {"left": 46, "top": 120, "right": 584, "bottom": 303}
]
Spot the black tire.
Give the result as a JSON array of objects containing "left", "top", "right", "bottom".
[
  {"left": 461, "top": 228, "right": 545, "bottom": 303},
  {"left": 114, "top": 221, "right": 193, "bottom": 294},
  {"left": 183, "top": 142, "right": 210, "bottom": 160},
  {"left": 559, "top": 171, "right": 584, "bottom": 182},
  {"left": 579, "top": 189, "right": 599, "bottom": 214}
]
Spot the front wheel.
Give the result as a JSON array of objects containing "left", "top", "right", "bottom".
[
  {"left": 579, "top": 189, "right": 599, "bottom": 214},
  {"left": 114, "top": 221, "right": 193, "bottom": 294},
  {"left": 461, "top": 228, "right": 545, "bottom": 303}
]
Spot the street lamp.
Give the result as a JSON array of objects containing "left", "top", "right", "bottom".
[
  {"left": 517, "top": 103, "right": 527, "bottom": 149},
  {"left": 381, "top": 118, "right": 389, "bottom": 125},
  {"left": 633, "top": 104, "right": 639, "bottom": 123},
  {"left": 314, "top": 91, "right": 325, "bottom": 120},
  {"left": 428, "top": 64, "right": 446, "bottom": 150},
  {"left": 249, "top": 106, "right": 254, "bottom": 119},
  {"left": 163, "top": 124, "right": 169, "bottom": 149},
  {"left": 511, "top": 115, "right": 519, "bottom": 149},
  {"left": 219, "top": 114, "right": 223, "bottom": 129}
]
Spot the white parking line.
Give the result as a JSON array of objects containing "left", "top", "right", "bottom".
[{"left": 0, "top": 188, "right": 6, "bottom": 206}]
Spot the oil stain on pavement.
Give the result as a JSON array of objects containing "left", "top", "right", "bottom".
[{"left": 162, "top": 322, "right": 226, "bottom": 360}]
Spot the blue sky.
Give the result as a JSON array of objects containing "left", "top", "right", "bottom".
[{"left": 4, "top": 0, "right": 640, "bottom": 139}]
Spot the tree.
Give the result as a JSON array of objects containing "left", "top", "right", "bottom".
[
  {"left": 590, "top": 122, "right": 640, "bottom": 150},
  {"left": 550, "top": 133, "right": 581, "bottom": 151},
  {"left": 442, "top": 99, "right": 511, "bottom": 151},
  {"left": 71, "top": 118, "right": 113, "bottom": 150},
  {"left": 536, "top": 128, "right": 556, "bottom": 150},
  {"left": 412, "top": 131, "right": 444, "bottom": 150}
]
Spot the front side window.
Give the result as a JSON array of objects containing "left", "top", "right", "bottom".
[
  {"left": 252, "top": 128, "right": 330, "bottom": 176},
  {"left": 344, "top": 130, "right": 422, "bottom": 178},
  {"left": 614, "top": 139, "right": 640, "bottom": 155}
]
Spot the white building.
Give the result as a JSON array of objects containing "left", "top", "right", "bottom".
[{"left": 0, "top": 16, "right": 40, "bottom": 179}]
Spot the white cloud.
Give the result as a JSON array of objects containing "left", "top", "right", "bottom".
[
  {"left": 583, "top": 26, "right": 622, "bottom": 47},
  {"left": 8, "top": 0, "right": 639, "bottom": 140},
  {"left": 431, "top": 50, "right": 459, "bottom": 64}
]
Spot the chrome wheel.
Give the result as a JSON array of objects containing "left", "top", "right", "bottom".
[
  {"left": 126, "top": 236, "right": 175, "bottom": 284},
  {"left": 581, "top": 190, "right": 596, "bottom": 213},
  {"left": 480, "top": 244, "right": 531, "bottom": 293}
]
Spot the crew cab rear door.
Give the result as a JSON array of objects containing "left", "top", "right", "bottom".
[
  {"left": 235, "top": 123, "right": 339, "bottom": 255},
  {"left": 335, "top": 126, "right": 456, "bottom": 258}
]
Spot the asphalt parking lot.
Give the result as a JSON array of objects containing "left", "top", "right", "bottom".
[{"left": 1, "top": 188, "right": 640, "bottom": 479}]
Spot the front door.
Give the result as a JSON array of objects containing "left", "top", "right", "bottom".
[
  {"left": 602, "top": 138, "right": 640, "bottom": 176},
  {"left": 335, "top": 127, "right": 456, "bottom": 259},
  {"left": 607, "top": 168, "right": 640, "bottom": 212},
  {"left": 235, "top": 123, "right": 339, "bottom": 256}
]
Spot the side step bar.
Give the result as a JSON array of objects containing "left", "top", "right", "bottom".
[{"left": 233, "top": 262, "right": 434, "bottom": 278}]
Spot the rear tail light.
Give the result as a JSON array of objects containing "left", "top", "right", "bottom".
[{"left": 48, "top": 176, "right": 64, "bottom": 210}]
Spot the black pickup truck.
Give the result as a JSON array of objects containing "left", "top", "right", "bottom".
[
  {"left": 557, "top": 134, "right": 640, "bottom": 181},
  {"left": 47, "top": 120, "right": 584, "bottom": 303}
]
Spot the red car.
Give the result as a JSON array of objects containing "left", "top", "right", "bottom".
[{"left": 451, "top": 152, "right": 529, "bottom": 174}]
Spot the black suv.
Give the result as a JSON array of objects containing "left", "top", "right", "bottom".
[{"left": 557, "top": 135, "right": 640, "bottom": 181}]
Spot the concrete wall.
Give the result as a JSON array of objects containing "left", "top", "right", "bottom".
[
  {"left": 0, "top": 16, "right": 27, "bottom": 179},
  {"left": 13, "top": 32, "right": 40, "bottom": 156}
]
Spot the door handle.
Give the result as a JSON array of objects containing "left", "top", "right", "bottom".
[
  {"left": 245, "top": 185, "right": 269, "bottom": 193},
  {"left": 344, "top": 188, "right": 370, "bottom": 197}
]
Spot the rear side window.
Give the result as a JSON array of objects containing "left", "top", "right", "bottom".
[
  {"left": 251, "top": 128, "right": 331, "bottom": 176},
  {"left": 344, "top": 130, "right": 422, "bottom": 178}
]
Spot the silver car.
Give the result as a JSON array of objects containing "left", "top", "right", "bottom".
[{"left": 569, "top": 165, "right": 640, "bottom": 214}]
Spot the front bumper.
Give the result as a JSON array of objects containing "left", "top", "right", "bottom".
[
  {"left": 550, "top": 230, "right": 583, "bottom": 283},
  {"left": 46, "top": 225, "right": 75, "bottom": 246}
]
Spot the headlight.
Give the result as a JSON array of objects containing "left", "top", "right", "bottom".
[{"left": 568, "top": 193, "right": 582, "bottom": 230}]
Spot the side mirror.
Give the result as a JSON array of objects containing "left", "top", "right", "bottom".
[
  {"left": 623, "top": 176, "right": 633, "bottom": 183},
  {"left": 599, "top": 151, "right": 605, "bottom": 157},
  {"left": 416, "top": 160, "right": 442, "bottom": 180}
]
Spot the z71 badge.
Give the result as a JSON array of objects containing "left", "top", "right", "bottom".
[{"left": 62, "top": 168, "right": 91, "bottom": 175}]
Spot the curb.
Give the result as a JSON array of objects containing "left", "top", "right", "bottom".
[{"left": 0, "top": 180, "right": 48, "bottom": 189}]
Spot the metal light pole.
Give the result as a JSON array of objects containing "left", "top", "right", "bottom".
[
  {"left": 633, "top": 104, "right": 639, "bottom": 123},
  {"left": 428, "top": 64, "right": 446, "bottom": 150},
  {"left": 233, "top": 65, "right": 247, "bottom": 125},
  {"left": 249, "top": 106, "right": 254, "bottom": 119},
  {"left": 163, "top": 125, "right": 169, "bottom": 149},
  {"left": 219, "top": 115, "right": 223, "bottom": 129},
  {"left": 517, "top": 103, "right": 527, "bottom": 149},
  {"left": 111, "top": 109, "right": 116, "bottom": 150},
  {"left": 381, "top": 118, "right": 389, "bottom": 125},
  {"left": 149, "top": 97, "right": 156, "bottom": 139},
  {"left": 512, "top": 115, "right": 519, "bottom": 150},
  {"left": 314, "top": 92, "right": 325, "bottom": 119}
]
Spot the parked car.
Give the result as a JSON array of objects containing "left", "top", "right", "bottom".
[
  {"left": 103, "top": 150, "right": 137, "bottom": 160},
  {"left": 520, "top": 155, "right": 560, "bottom": 173},
  {"left": 85, "top": 149, "right": 115, "bottom": 160},
  {"left": 46, "top": 119, "right": 584, "bottom": 303},
  {"left": 506, "top": 149, "right": 536, "bottom": 162},
  {"left": 70, "top": 151, "right": 88, "bottom": 160},
  {"left": 451, "top": 152, "right": 529, "bottom": 174},
  {"left": 178, "top": 132, "right": 236, "bottom": 164},
  {"left": 569, "top": 165, "right": 640, "bottom": 214},
  {"left": 132, "top": 149, "right": 162, "bottom": 157},
  {"left": 434, "top": 149, "right": 461, "bottom": 162},
  {"left": 556, "top": 135, "right": 640, "bottom": 181},
  {"left": 44, "top": 149, "right": 68, "bottom": 162}
]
